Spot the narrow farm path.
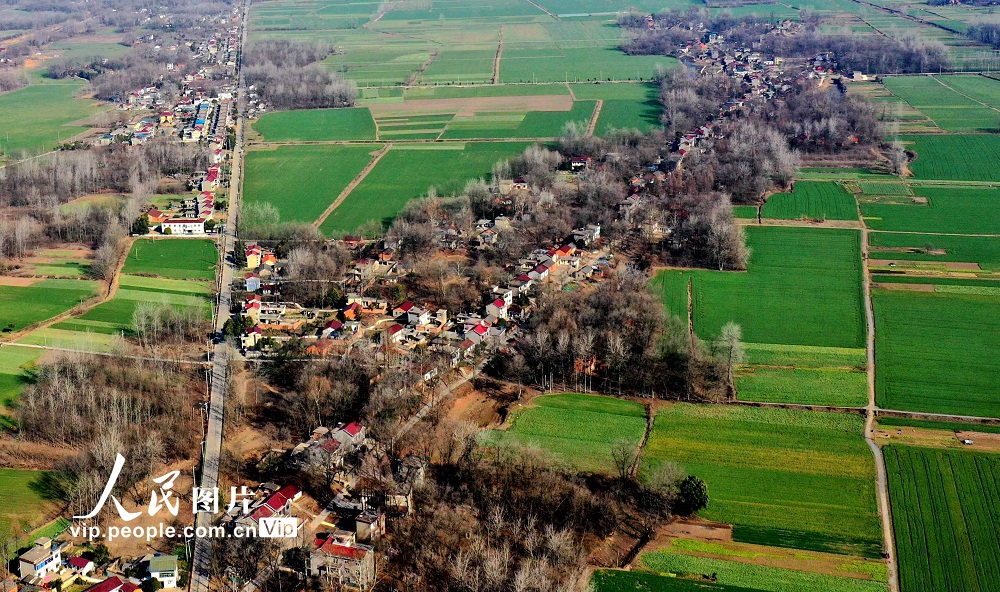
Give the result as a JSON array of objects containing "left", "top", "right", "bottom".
[
  {"left": 858, "top": 203, "right": 900, "bottom": 592},
  {"left": 628, "top": 402, "right": 654, "bottom": 479},
  {"left": 871, "top": 229, "right": 1000, "bottom": 238},
  {"left": 492, "top": 25, "right": 504, "bottom": 85},
  {"left": 525, "top": 0, "right": 559, "bottom": 20},
  {"left": 4, "top": 235, "right": 133, "bottom": 345},
  {"left": 313, "top": 143, "right": 392, "bottom": 229},
  {"left": 931, "top": 75, "right": 1000, "bottom": 115},
  {"left": 586, "top": 100, "right": 603, "bottom": 136}
]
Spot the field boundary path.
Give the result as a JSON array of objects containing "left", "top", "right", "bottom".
[
  {"left": 313, "top": 143, "right": 392, "bottom": 229},
  {"left": 931, "top": 75, "right": 1000, "bottom": 114},
  {"left": 525, "top": 0, "right": 559, "bottom": 20},
  {"left": 858, "top": 206, "right": 900, "bottom": 592},
  {"left": 492, "top": 25, "right": 504, "bottom": 85},
  {"left": 586, "top": 100, "right": 603, "bottom": 136},
  {"left": 628, "top": 402, "right": 654, "bottom": 479}
]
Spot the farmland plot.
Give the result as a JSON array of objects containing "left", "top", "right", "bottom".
[
  {"left": 902, "top": 135, "right": 1000, "bottom": 182},
  {"left": 869, "top": 233, "right": 1000, "bottom": 272},
  {"left": 640, "top": 405, "right": 882, "bottom": 557},
  {"left": 122, "top": 239, "right": 218, "bottom": 280},
  {"left": 243, "top": 144, "right": 384, "bottom": 223},
  {"left": 252, "top": 108, "right": 377, "bottom": 142},
  {"left": 319, "top": 141, "right": 529, "bottom": 235},
  {"left": 874, "top": 289, "right": 1000, "bottom": 417},
  {"left": 761, "top": 181, "right": 858, "bottom": 221},
  {"left": 0, "top": 469, "right": 59, "bottom": 539},
  {"left": 651, "top": 227, "right": 865, "bottom": 350},
  {"left": 862, "top": 186, "right": 1000, "bottom": 235},
  {"left": 637, "top": 551, "right": 887, "bottom": 592},
  {"left": 484, "top": 393, "right": 647, "bottom": 474},
  {"left": 884, "top": 446, "right": 1000, "bottom": 592},
  {"left": 0, "top": 279, "right": 100, "bottom": 333},
  {"left": 884, "top": 76, "right": 996, "bottom": 132}
]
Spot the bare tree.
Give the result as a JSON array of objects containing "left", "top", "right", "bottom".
[{"left": 716, "top": 322, "right": 744, "bottom": 399}]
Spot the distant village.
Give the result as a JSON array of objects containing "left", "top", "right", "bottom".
[{"left": 651, "top": 16, "right": 870, "bottom": 159}]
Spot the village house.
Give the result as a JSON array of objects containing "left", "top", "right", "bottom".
[
  {"left": 234, "top": 484, "right": 302, "bottom": 531},
  {"left": 291, "top": 423, "right": 366, "bottom": 471},
  {"left": 572, "top": 224, "right": 601, "bottom": 246},
  {"left": 145, "top": 208, "right": 168, "bottom": 225},
  {"left": 486, "top": 298, "right": 508, "bottom": 319},
  {"left": 245, "top": 244, "right": 263, "bottom": 269},
  {"left": 147, "top": 555, "right": 178, "bottom": 589},
  {"left": 83, "top": 576, "right": 139, "bottom": 592},
  {"left": 308, "top": 533, "right": 375, "bottom": 590},
  {"left": 245, "top": 272, "right": 261, "bottom": 292},
  {"left": 241, "top": 325, "right": 262, "bottom": 349},
  {"left": 161, "top": 217, "right": 206, "bottom": 235},
  {"left": 17, "top": 538, "right": 65, "bottom": 581},
  {"left": 67, "top": 557, "right": 95, "bottom": 576}
]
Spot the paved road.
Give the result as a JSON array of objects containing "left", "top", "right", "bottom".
[{"left": 190, "top": 1, "right": 249, "bottom": 589}]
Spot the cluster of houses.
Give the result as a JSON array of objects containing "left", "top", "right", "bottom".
[
  {"left": 11, "top": 537, "right": 178, "bottom": 592},
  {"left": 143, "top": 188, "right": 219, "bottom": 235},
  {"left": 287, "top": 423, "right": 429, "bottom": 590},
  {"left": 234, "top": 224, "right": 608, "bottom": 377},
  {"left": 644, "top": 16, "right": 867, "bottom": 160}
]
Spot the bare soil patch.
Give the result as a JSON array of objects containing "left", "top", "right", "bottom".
[
  {"left": 447, "top": 383, "right": 504, "bottom": 427},
  {"left": 0, "top": 276, "right": 42, "bottom": 287},
  {"left": 657, "top": 518, "right": 733, "bottom": 543},
  {"left": 876, "top": 260, "right": 981, "bottom": 270},
  {"left": 872, "top": 282, "right": 935, "bottom": 292},
  {"left": 735, "top": 218, "right": 863, "bottom": 229},
  {"left": 369, "top": 95, "right": 574, "bottom": 117},
  {"left": 875, "top": 426, "right": 1000, "bottom": 453}
]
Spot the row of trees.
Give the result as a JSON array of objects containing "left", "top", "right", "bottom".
[
  {"left": 0, "top": 140, "right": 210, "bottom": 208},
  {"left": 761, "top": 33, "right": 948, "bottom": 74},
  {"left": 620, "top": 10, "right": 774, "bottom": 56},
  {"left": 968, "top": 23, "right": 1000, "bottom": 49},
  {"left": 0, "top": 70, "right": 28, "bottom": 93}
]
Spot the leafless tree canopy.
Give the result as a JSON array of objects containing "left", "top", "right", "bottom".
[
  {"left": 244, "top": 41, "right": 357, "bottom": 110},
  {"left": 19, "top": 353, "right": 202, "bottom": 518}
]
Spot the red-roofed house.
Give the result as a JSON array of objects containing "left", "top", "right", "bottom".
[
  {"left": 332, "top": 422, "right": 365, "bottom": 447},
  {"left": 145, "top": 208, "right": 168, "bottom": 224},
  {"left": 528, "top": 264, "right": 549, "bottom": 281},
  {"left": 387, "top": 323, "right": 404, "bottom": 344},
  {"left": 83, "top": 577, "right": 124, "bottom": 592},
  {"left": 486, "top": 298, "right": 508, "bottom": 319},
  {"left": 245, "top": 244, "right": 262, "bottom": 269},
  {"left": 464, "top": 323, "right": 489, "bottom": 344},
  {"left": 393, "top": 302, "right": 414, "bottom": 316},
  {"left": 308, "top": 536, "right": 375, "bottom": 589},
  {"left": 68, "top": 557, "right": 95, "bottom": 575}
]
